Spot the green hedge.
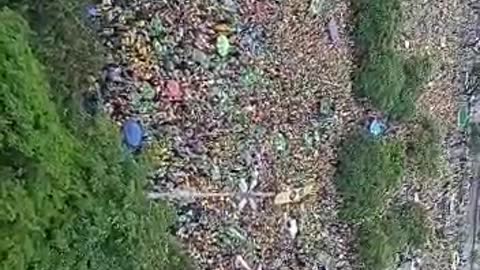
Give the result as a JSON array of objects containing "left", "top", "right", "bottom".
[
  {"left": 358, "top": 203, "right": 426, "bottom": 269},
  {"left": 0, "top": 0, "right": 104, "bottom": 125},
  {"left": 336, "top": 135, "right": 405, "bottom": 223},
  {"left": 335, "top": 134, "right": 426, "bottom": 269},
  {"left": 0, "top": 9, "right": 188, "bottom": 270},
  {"left": 354, "top": 0, "right": 431, "bottom": 120},
  {"left": 406, "top": 117, "right": 441, "bottom": 177}
]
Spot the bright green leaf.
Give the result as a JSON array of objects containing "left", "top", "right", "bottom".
[
  {"left": 458, "top": 105, "right": 470, "bottom": 129},
  {"left": 216, "top": 35, "right": 230, "bottom": 57}
]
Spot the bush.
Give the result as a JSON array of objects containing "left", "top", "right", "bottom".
[
  {"left": 0, "top": 9, "right": 188, "bottom": 270},
  {"left": 406, "top": 117, "right": 441, "bottom": 177},
  {"left": 0, "top": 0, "right": 104, "bottom": 124},
  {"left": 356, "top": 52, "right": 432, "bottom": 120},
  {"left": 357, "top": 51, "right": 408, "bottom": 117},
  {"left": 353, "top": 0, "right": 432, "bottom": 120},
  {"left": 336, "top": 134, "right": 427, "bottom": 269},
  {"left": 354, "top": 0, "right": 401, "bottom": 52},
  {"left": 358, "top": 203, "right": 427, "bottom": 269},
  {"left": 336, "top": 134, "right": 405, "bottom": 223}
]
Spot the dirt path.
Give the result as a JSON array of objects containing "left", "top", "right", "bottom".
[{"left": 461, "top": 3, "right": 480, "bottom": 269}]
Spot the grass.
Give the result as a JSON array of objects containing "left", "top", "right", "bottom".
[
  {"left": 358, "top": 203, "right": 427, "bottom": 269},
  {"left": 336, "top": 134, "right": 406, "bottom": 223},
  {"left": 336, "top": 134, "right": 427, "bottom": 269},
  {"left": 0, "top": 8, "right": 189, "bottom": 270},
  {"left": 353, "top": 0, "right": 432, "bottom": 120},
  {"left": 343, "top": 1, "right": 438, "bottom": 267},
  {"left": 354, "top": 0, "right": 401, "bottom": 52},
  {"left": 406, "top": 117, "right": 442, "bottom": 178},
  {"left": 0, "top": 0, "right": 104, "bottom": 125},
  {"left": 357, "top": 52, "right": 432, "bottom": 120}
]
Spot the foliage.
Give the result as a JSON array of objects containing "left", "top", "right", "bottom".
[
  {"left": 358, "top": 202, "right": 427, "bottom": 269},
  {"left": 0, "top": 0, "right": 104, "bottom": 125},
  {"left": 336, "top": 134, "right": 405, "bottom": 223},
  {"left": 353, "top": 0, "right": 432, "bottom": 120},
  {"left": 336, "top": 133, "right": 427, "bottom": 269},
  {"left": 0, "top": 9, "right": 188, "bottom": 270},
  {"left": 407, "top": 117, "right": 441, "bottom": 178},
  {"left": 458, "top": 104, "right": 470, "bottom": 130},
  {"left": 216, "top": 34, "right": 231, "bottom": 57},
  {"left": 356, "top": 52, "right": 432, "bottom": 120},
  {"left": 357, "top": 51, "right": 407, "bottom": 117},
  {"left": 403, "top": 55, "right": 433, "bottom": 93},
  {"left": 347, "top": 1, "right": 433, "bottom": 266},
  {"left": 354, "top": 0, "right": 401, "bottom": 52}
]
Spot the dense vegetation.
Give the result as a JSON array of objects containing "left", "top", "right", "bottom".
[
  {"left": 338, "top": 0, "right": 441, "bottom": 268},
  {"left": 358, "top": 202, "right": 427, "bottom": 269},
  {"left": 336, "top": 135, "right": 405, "bottom": 223},
  {"left": 340, "top": 0, "right": 441, "bottom": 267},
  {"left": 354, "top": 0, "right": 432, "bottom": 120},
  {"left": 336, "top": 134, "right": 427, "bottom": 269},
  {"left": 0, "top": 8, "right": 187, "bottom": 270},
  {"left": 407, "top": 117, "right": 441, "bottom": 177},
  {"left": 0, "top": 0, "right": 104, "bottom": 124}
]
